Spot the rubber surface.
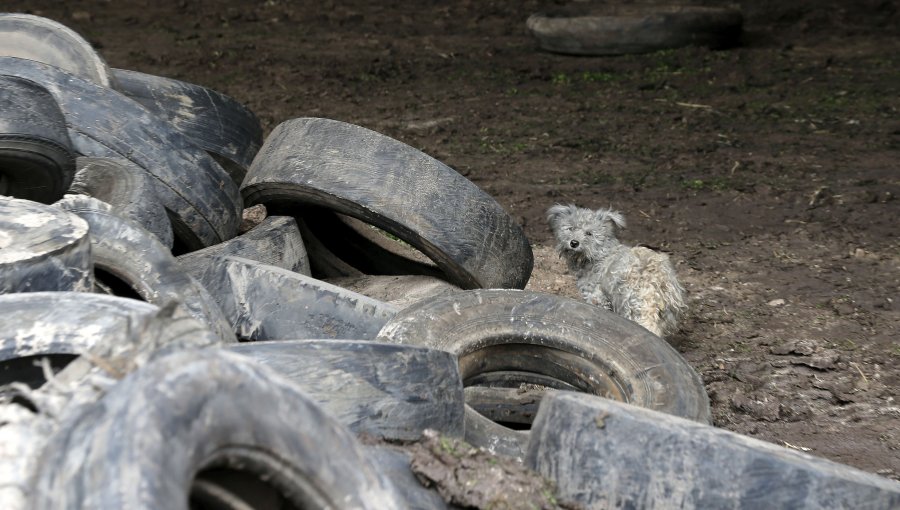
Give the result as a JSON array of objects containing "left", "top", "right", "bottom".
[
  {"left": 325, "top": 274, "right": 461, "bottom": 311},
  {"left": 53, "top": 195, "right": 236, "bottom": 343},
  {"left": 112, "top": 68, "right": 263, "bottom": 185},
  {"left": 0, "top": 13, "right": 116, "bottom": 87},
  {"left": 228, "top": 340, "right": 465, "bottom": 440},
  {"left": 31, "top": 348, "right": 406, "bottom": 509},
  {"left": 241, "top": 117, "right": 533, "bottom": 290},
  {"left": 0, "top": 56, "right": 241, "bottom": 249},
  {"left": 0, "top": 75, "right": 75, "bottom": 203},
  {"left": 527, "top": 5, "right": 743, "bottom": 56},
  {"left": 69, "top": 157, "right": 174, "bottom": 248},
  {"left": 527, "top": 391, "right": 900, "bottom": 509},
  {"left": 0, "top": 197, "right": 92, "bottom": 293},
  {"left": 365, "top": 445, "right": 451, "bottom": 510},
  {"left": 176, "top": 216, "right": 310, "bottom": 279},
  {"left": 196, "top": 256, "right": 398, "bottom": 341},
  {"left": 376, "top": 289, "right": 710, "bottom": 458}
]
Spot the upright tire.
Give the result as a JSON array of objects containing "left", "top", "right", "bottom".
[
  {"left": 112, "top": 68, "right": 263, "bottom": 186},
  {"left": 376, "top": 289, "right": 710, "bottom": 458},
  {"left": 31, "top": 348, "right": 406, "bottom": 509},
  {"left": 527, "top": 392, "right": 900, "bottom": 509},
  {"left": 241, "top": 117, "right": 533, "bottom": 290},
  {"left": 0, "top": 197, "right": 92, "bottom": 294},
  {"left": 53, "top": 195, "right": 236, "bottom": 343},
  {"left": 0, "top": 76, "right": 75, "bottom": 203},
  {"left": 69, "top": 157, "right": 174, "bottom": 248},
  {"left": 196, "top": 256, "right": 398, "bottom": 341},
  {"left": 0, "top": 56, "right": 242, "bottom": 250}
]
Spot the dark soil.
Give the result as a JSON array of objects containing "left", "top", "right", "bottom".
[{"left": 10, "top": 0, "right": 899, "bottom": 480}]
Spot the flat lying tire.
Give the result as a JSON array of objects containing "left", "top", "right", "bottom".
[
  {"left": 241, "top": 117, "right": 533, "bottom": 290},
  {"left": 176, "top": 216, "right": 310, "bottom": 279},
  {"left": 0, "top": 197, "right": 92, "bottom": 293},
  {"left": 69, "top": 157, "right": 174, "bottom": 248},
  {"left": 324, "top": 274, "right": 461, "bottom": 311},
  {"left": 0, "top": 56, "right": 241, "bottom": 249},
  {"left": 376, "top": 289, "right": 710, "bottom": 458},
  {"left": 526, "top": 5, "right": 743, "bottom": 56},
  {"left": 54, "top": 195, "right": 236, "bottom": 343},
  {"left": 196, "top": 256, "right": 397, "bottom": 341},
  {"left": 527, "top": 391, "right": 900, "bottom": 509},
  {"left": 31, "top": 348, "right": 406, "bottom": 509},
  {"left": 0, "top": 75, "right": 75, "bottom": 203},
  {"left": 112, "top": 68, "right": 263, "bottom": 185},
  {"left": 228, "top": 340, "right": 465, "bottom": 440}
]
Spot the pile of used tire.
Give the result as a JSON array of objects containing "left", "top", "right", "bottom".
[{"left": 1, "top": 13, "right": 898, "bottom": 510}]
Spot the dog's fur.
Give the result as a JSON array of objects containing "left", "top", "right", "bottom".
[{"left": 547, "top": 204, "right": 686, "bottom": 338}]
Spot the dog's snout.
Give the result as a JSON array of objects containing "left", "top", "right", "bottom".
[{"left": 570, "top": 239, "right": 579, "bottom": 249}]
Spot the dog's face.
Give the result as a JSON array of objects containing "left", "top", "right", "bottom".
[{"left": 547, "top": 204, "right": 625, "bottom": 264}]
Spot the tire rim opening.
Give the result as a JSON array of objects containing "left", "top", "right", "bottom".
[
  {"left": 458, "top": 342, "right": 629, "bottom": 431},
  {"left": 0, "top": 353, "right": 78, "bottom": 388}
]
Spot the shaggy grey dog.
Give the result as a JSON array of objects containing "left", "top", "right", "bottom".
[{"left": 547, "top": 204, "right": 686, "bottom": 339}]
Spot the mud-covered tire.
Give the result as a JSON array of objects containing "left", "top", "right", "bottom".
[
  {"left": 228, "top": 340, "right": 465, "bottom": 440},
  {"left": 69, "top": 157, "right": 174, "bottom": 248},
  {"left": 196, "top": 256, "right": 398, "bottom": 341},
  {"left": 241, "top": 117, "right": 533, "bottom": 290},
  {"left": 0, "top": 56, "right": 241, "bottom": 250},
  {"left": 176, "top": 216, "right": 310, "bottom": 279},
  {"left": 526, "top": 5, "right": 743, "bottom": 56},
  {"left": 325, "top": 274, "right": 461, "bottom": 311},
  {"left": 527, "top": 392, "right": 900, "bottom": 509},
  {"left": 365, "top": 445, "right": 451, "bottom": 510},
  {"left": 53, "top": 195, "right": 236, "bottom": 343},
  {"left": 0, "top": 75, "right": 75, "bottom": 203},
  {"left": 0, "top": 13, "right": 116, "bottom": 88},
  {"left": 0, "top": 197, "right": 92, "bottom": 293},
  {"left": 112, "top": 68, "right": 263, "bottom": 186},
  {"left": 376, "top": 289, "right": 710, "bottom": 458},
  {"left": 31, "top": 348, "right": 406, "bottom": 509}
]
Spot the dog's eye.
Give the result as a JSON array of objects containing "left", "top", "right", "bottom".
[{"left": 585, "top": 231, "right": 593, "bottom": 236}]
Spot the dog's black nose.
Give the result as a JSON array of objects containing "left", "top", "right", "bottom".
[{"left": 570, "top": 240, "right": 579, "bottom": 249}]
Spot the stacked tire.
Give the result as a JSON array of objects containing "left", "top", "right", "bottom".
[{"left": 1, "top": 13, "right": 898, "bottom": 510}]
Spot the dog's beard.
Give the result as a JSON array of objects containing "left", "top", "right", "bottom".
[{"left": 557, "top": 243, "right": 590, "bottom": 269}]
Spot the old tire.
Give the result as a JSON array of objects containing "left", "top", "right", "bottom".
[
  {"left": 325, "top": 274, "right": 461, "bottom": 311},
  {"left": 0, "top": 56, "right": 241, "bottom": 250},
  {"left": 376, "top": 289, "right": 710, "bottom": 458},
  {"left": 0, "top": 75, "right": 75, "bottom": 203},
  {"left": 0, "top": 197, "right": 92, "bottom": 293},
  {"left": 196, "top": 256, "right": 398, "bottom": 341},
  {"left": 365, "top": 445, "right": 451, "bottom": 510},
  {"left": 526, "top": 5, "right": 743, "bottom": 56},
  {"left": 53, "top": 195, "right": 236, "bottom": 343},
  {"left": 69, "top": 157, "right": 174, "bottom": 248},
  {"left": 241, "top": 117, "right": 533, "bottom": 290},
  {"left": 176, "top": 215, "right": 310, "bottom": 279},
  {"left": 228, "top": 339, "right": 465, "bottom": 440},
  {"left": 527, "top": 391, "right": 900, "bottom": 509},
  {"left": 112, "top": 68, "right": 263, "bottom": 186},
  {"left": 31, "top": 348, "right": 405, "bottom": 509},
  {"left": 0, "top": 13, "right": 116, "bottom": 87}
]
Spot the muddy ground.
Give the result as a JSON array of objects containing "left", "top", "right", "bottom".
[{"left": 10, "top": 0, "right": 899, "bottom": 479}]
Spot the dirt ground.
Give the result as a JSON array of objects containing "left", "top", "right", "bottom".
[{"left": 10, "top": 0, "right": 899, "bottom": 479}]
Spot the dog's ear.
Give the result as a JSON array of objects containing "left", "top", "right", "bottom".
[
  {"left": 597, "top": 208, "right": 626, "bottom": 230},
  {"left": 546, "top": 204, "right": 575, "bottom": 228}
]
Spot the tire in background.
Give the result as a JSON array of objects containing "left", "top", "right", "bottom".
[
  {"left": 228, "top": 339, "right": 465, "bottom": 440},
  {"left": 69, "top": 157, "right": 174, "bottom": 248},
  {"left": 196, "top": 256, "right": 398, "bottom": 341},
  {"left": 527, "top": 391, "right": 900, "bottom": 509},
  {"left": 0, "top": 56, "right": 241, "bottom": 250},
  {"left": 241, "top": 117, "right": 533, "bottom": 290},
  {"left": 176, "top": 216, "right": 310, "bottom": 279},
  {"left": 112, "top": 68, "right": 263, "bottom": 186},
  {"left": 31, "top": 348, "right": 406, "bottom": 509},
  {"left": 0, "top": 197, "right": 92, "bottom": 294},
  {"left": 53, "top": 195, "right": 236, "bottom": 343},
  {"left": 0, "top": 76, "right": 75, "bottom": 203},
  {"left": 376, "top": 289, "right": 710, "bottom": 458}
]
